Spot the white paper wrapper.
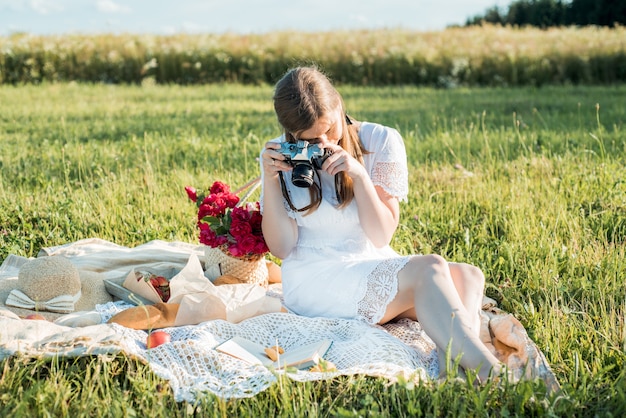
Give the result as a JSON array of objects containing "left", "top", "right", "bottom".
[
  {"left": 122, "top": 270, "right": 162, "bottom": 304},
  {"left": 168, "top": 254, "right": 282, "bottom": 325}
]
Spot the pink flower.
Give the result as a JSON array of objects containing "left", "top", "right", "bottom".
[
  {"left": 186, "top": 180, "right": 268, "bottom": 258},
  {"left": 198, "top": 192, "right": 240, "bottom": 219},
  {"left": 227, "top": 244, "right": 245, "bottom": 258},
  {"left": 184, "top": 186, "right": 197, "bottom": 202},
  {"left": 229, "top": 219, "right": 253, "bottom": 239},
  {"left": 223, "top": 193, "right": 240, "bottom": 208},
  {"left": 253, "top": 237, "right": 269, "bottom": 254},
  {"left": 198, "top": 222, "right": 228, "bottom": 247},
  {"left": 249, "top": 210, "right": 262, "bottom": 229},
  {"left": 231, "top": 206, "right": 251, "bottom": 222},
  {"left": 229, "top": 235, "right": 258, "bottom": 257},
  {"left": 210, "top": 181, "right": 230, "bottom": 194}
]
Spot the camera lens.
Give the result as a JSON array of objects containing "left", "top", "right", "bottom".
[{"left": 291, "top": 162, "right": 315, "bottom": 188}]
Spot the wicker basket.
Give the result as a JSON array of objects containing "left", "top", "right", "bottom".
[{"left": 204, "top": 245, "right": 268, "bottom": 287}]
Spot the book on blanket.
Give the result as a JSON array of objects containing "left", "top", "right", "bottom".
[{"left": 215, "top": 336, "right": 333, "bottom": 370}]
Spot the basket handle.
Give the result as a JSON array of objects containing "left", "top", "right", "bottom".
[{"left": 234, "top": 176, "right": 261, "bottom": 206}]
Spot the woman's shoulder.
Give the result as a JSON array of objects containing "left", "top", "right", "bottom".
[{"left": 359, "top": 121, "right": 404, "bottom": 151}]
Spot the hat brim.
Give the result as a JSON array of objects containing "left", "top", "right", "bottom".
[{"left": 0, "top": 259, "right": 114, "bottom": 321}]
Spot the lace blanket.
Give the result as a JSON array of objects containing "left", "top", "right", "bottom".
[{"left": 0, "top": 239, "right": 559, "bottom": 401}]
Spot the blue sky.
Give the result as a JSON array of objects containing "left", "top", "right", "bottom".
[{"left": 0, "top": 0, "right": 509, "bottom": 36}]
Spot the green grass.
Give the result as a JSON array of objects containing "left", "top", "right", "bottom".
[
  {"left": 0, "top": 83, "right": 625, "bottom": 416},
  {"left": 2, "top": 26, "right": 626, "bottom": 86}
]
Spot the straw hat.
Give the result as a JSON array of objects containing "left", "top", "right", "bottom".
[{"left": 0, "top": 255, "right": 113, "bottom": 321}]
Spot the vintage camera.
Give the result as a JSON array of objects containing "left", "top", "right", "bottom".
[{"left": 277, "top": 140, "right": 330, "bottom": 188}]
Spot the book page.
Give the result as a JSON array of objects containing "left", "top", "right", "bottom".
[
  {"left": 215, "top": 336, "right": 332, "bottom": 369},
  {"left": 214, "top": 336, "right": 272, "bottom": 366},
  {"left": 273, "top": 339, "right": 333, "bottom": 369}
]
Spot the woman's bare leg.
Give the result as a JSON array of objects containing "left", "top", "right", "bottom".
[
  {"left": 447, "top": 262, "right": 485, "bottom": 335},
  {"left": 380, "top": 254, "right": 502, "bottom": 381},
  {"left": 383, "top": 262, "right": 485, "bottom": 331},
  {"left": 439, "top": 263, "right": 486, "bottom": 378}
]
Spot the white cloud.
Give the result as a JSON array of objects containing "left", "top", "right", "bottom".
[
  {"left": 0, "top": 1, "right": 25, "bottom": 12},
  {"left": 181, "top": 21, "right": 210, "bottom": 33},
  {"left": 349, "top": 14, "right": 369, "bottom": 24},
  {"left": 29, "top": 0, "right": 64, "bottom": 15},
  {"left": 161, "top": 25, "right": 177, "bottom": 35},
  {"left": 96, "top": 0, "right": 130, "bottom": 14}
]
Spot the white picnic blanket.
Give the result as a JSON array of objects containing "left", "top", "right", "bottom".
[{"left": 0, "top": 239, "right": 559, "bottom": 401}]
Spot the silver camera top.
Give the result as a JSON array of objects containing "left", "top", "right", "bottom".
[{"left": 278, "top": 140, "right": 324, "bottom": 161}]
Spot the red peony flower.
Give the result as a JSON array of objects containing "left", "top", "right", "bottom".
[
  {"left": 185, "top": 180, "right": 268, "bottom": 258},
  {"left": 229, "top": 219, "right": 253, "bottom": 239},
  {"left": 184, "top": 186, "right": 197, "bottom": 203},
  {"left": 210, "top": 181, "right": 230, "bottom": 194}
]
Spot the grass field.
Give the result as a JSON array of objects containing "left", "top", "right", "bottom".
[
  {"left": 2, "top": 26, "right": 626, "bottom": 86},
  {"left": 0, "top": 82, "right": 625, "bottom": 416}
]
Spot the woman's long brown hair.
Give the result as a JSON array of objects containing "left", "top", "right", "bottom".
[{"left": 273, "top": 66, "right": 367, "bottom": 214}]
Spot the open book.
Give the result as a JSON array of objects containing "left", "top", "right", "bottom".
[{"left": 215, "top": 336, "right": 333, "bottom": 370}]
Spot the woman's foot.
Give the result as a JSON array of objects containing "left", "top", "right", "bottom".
[{"left": 476, "top": 363, "right": 517, "bottom": 386}]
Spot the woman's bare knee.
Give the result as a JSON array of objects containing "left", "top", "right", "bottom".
[
  {"left": 382, "top": 255, "right": 451, "bottom": 324},
  {"left": 399, "top": 254, "right": 449, "bottom": 285},
  {"left": 449, "top": 263, "right": 485, "bottom": 292}
]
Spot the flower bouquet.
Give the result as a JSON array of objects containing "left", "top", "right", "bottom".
[{"left": 185, "top": 179, "right": 269, "bottom": 286}]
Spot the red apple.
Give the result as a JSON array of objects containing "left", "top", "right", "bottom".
[
  {"left": 146, "top": 330, "right": 171, "bottom": 349},
  {"left": 24, "top": 314, "right": 47, "bottom": 320}
]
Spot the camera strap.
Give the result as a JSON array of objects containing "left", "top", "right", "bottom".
[
  {"left": 279, "top": 171, "right": 342, "bottom": 212},
  {"left": 278, "top": 171, "right": 319, "bottom": 212}
]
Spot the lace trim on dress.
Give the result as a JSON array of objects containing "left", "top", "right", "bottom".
[
  {"left": 283, "top": 199, "right": 297, "bottom": 218},
  {"left": 357, "top": 257, "right": 410, "bottom": 324},
  {"left": 278, "top": 182, "right": 298, "bottom": 218},
  {"left": 371, "top": 162, "right": 408, "bottom": 202}
]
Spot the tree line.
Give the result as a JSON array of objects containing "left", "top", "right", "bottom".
[{"left": 466, "top": 0, "right": 626, "bottom": 28}]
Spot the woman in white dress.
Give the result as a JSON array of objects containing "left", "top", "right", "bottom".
[{"left": 260, "top": 66, "right": 504, "bottom": 382}]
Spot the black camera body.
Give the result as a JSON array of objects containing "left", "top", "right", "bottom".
[{"left": 277, "top": 140, "right": 330, "bottom": 188}]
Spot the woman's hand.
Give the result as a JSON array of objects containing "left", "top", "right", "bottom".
[
  {"left": 262, "top": 141, "right": 292, "bottom": 177},
  {"left": 318, "top": 143, "right": 398, "bottom": 248},
  {"left": 320, "top": 143, "right": 367, "bottom": 180}
]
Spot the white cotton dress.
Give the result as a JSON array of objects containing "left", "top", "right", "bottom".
[{"left": 261, "top": 122, "right": 412, "bottom": 324}]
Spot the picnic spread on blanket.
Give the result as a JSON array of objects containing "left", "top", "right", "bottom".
[{"left": 0, "top": 238, "right": 560, "bottom": 401}]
